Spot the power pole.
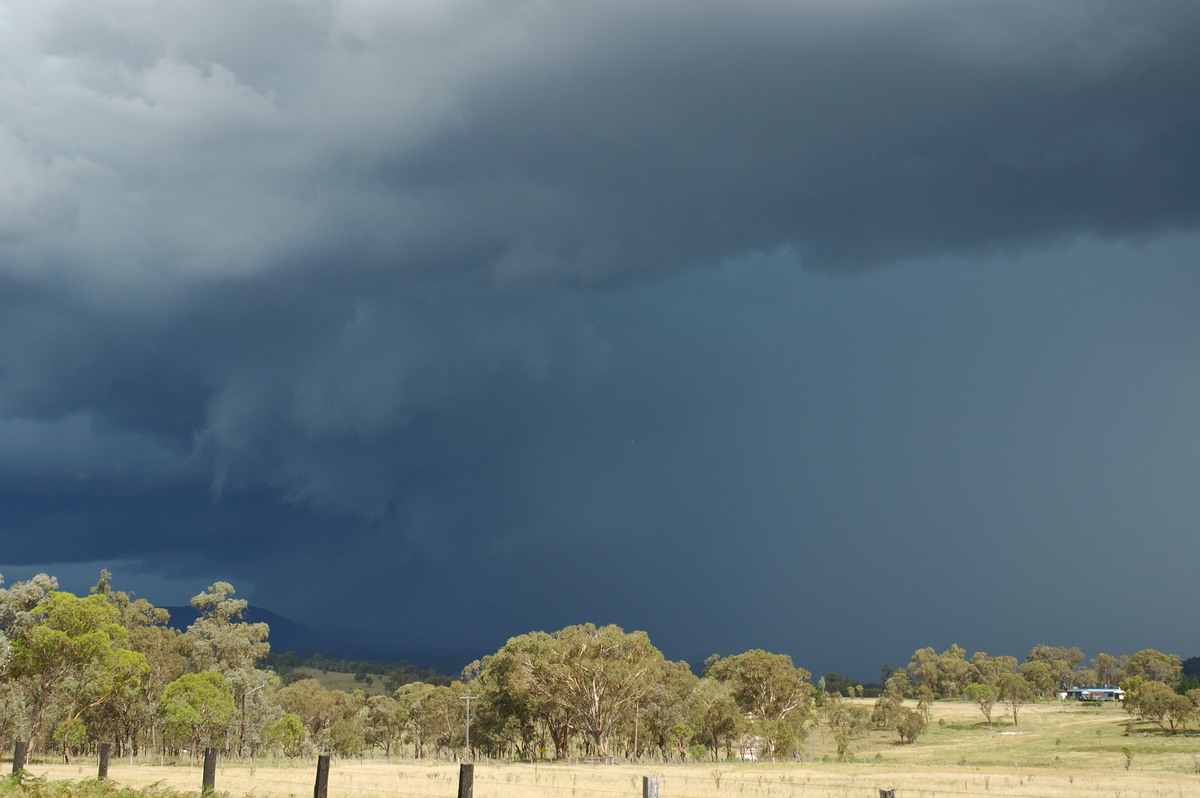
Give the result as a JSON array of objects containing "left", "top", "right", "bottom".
[{"left": 462, "top": 695, "right": 478, "bottom": 760}]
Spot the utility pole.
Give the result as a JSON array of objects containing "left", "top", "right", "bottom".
[{"left": 462, "top": 695, "right": 478, "bottom": 760}]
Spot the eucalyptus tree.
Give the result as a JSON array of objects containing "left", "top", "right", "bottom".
[
  {"left": 160, "top": 671, "right": 235, "bottom": 757},
  {"left": 936, "top": 644, "right": 972, "bottom": 698},
  {"left": 0, "top": 574, "right": 58, "bottom": 750},
  {"left": 1124, "top": 649, "right": 1182, "bottom": 686},
  {"left": 822, "top": 695, "right": 871, "bottom": 759},
  {"left": 472, "top": 637, "right": 576, "bottom": 759},
  {"left": 89, "top": 571, "right": 186, "bottom": 755},
  {"left": 906, "top": 647, "right": 940, "bottom": 697},
  {"left": 275, "top": 678, "right": 340, "bottom": 742},
  {"left": 963, "top": 682, "right": 998, "bottom": 727},
  {"left": 705, "top": 649, "right": 814, "bottom": 758},
  {"left": 1025, "top": 645, "right": 1084, "bottom": 691},
  {"left": 1091, "top": 653, "right": 1128, "bottom": 686},
  {"left": 363, "top": 694, "right": 406, "bottom": 758},
  {"left": 996, "top": 672, "right": 1033, "bottom": 727},
  {"left": 1018, "top": 660, "right": 1056, "bottom": 698},
  {"left": 264, "top": 713, "right": 307, "bottom": 757},
  {"left": 968, "top": 652, "right": 1017, "bottom": 689},
  {"left": 513, "top": 624, "right": 667, "bottom": 759},
  {"left": 186, "top": 582, "right": 274, "bottom": 753},
  {"left": 0, "top": 573, "right": 58, "bottom": 677},
  {"left": 628, "top": 660, "right": 698, "bottom": 759},
  {"left": 705, "top": 650, "right": 813, "bottom": 722},
  {"left": 394, "top": 681, "right": 456, "bottom": 759},
  {"left": 463, "top": 654, "right": 538, "bottom": 759},
  {"left": 685, "top": 678, "right": 744, "bottom": 761},
  {"left": 9, "top": 591, "right": 147, "bottom": 754}
]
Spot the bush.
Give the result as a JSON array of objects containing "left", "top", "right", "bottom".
[{"left": 897, "top": 709, "right": 928, "bottom": 744}]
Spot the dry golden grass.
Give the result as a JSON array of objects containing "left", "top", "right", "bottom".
[{"left": 20, "top": 700, "right": 1200, "bottom": 798}]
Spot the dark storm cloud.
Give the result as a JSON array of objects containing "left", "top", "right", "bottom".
[{"left": 2, "top": 1, "right": 1200, "bottom": 671}]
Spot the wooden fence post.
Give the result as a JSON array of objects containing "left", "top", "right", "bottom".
[
  {"left": 313, "top": 754, "right": 331, "bottom": 798},
  {"left": 202, "top": 747, "right": 217, "bottom": 794},
  {"left": 643, "top": 775, "right": 660, "bottom": 798},
  {"left": 98, "top": 743, "right": 111, "bottom": 780},
  {"left": 457, "top": 763, "right": 474, "bottom": 798},
  {"left": 11, "top": 742, "right": 27, "bottom": 773}
]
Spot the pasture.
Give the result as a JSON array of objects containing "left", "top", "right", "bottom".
[{"left": 17, "top": 700, "right": 1200, "bottom": 798}]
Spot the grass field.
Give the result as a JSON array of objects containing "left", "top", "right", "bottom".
[
  {"left": 287, "top": 666, "right": 392, "bottom": 697},
  {"left": 16, "top": 700, "right": 1200, "bottom": 798}
]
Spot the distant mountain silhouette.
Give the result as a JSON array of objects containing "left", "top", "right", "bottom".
[{"left": 162, "top": 605, "right": 479, "bottom": 675}]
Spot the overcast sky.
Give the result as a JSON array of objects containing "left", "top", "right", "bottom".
[{"left": 2, "top": 0, "right": 1199, "bottom": 678}]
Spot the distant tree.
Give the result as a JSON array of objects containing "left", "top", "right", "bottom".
[
  {"left": 896, "top": 708, "right": 927, "bottom": 744},
  {"left": 264, "top": 712, "right": 307, "bottom": 757},
  {"left": 963, "top": 682, "right": 998, "bottom": 727},
  {"left": 686, "top": 677, "right": 745, "bottom": 761},
  {"left": 187, "top": 582, "right": 275, "bottom": 752},
  {"left": 328, "top": 718, "right": 367, "bottom": 757},
  {"left": 363, "top": 694, "right": 405, "bottom": 758},
  {"left": 823, "top": 696, "right": 870, "bottom": 759},
  {"left": 667, "top": 722, "right": 694, "bottom": 760},
  {"left": 1125, "top": 650, "right": 1182, "bottom": 686},
  {"left": 514, "top": 624, "right": 666, "bottom": 758},
  {"left": 1126, "top": 681, "right": 1185, "bottom": 730},
  {"left": 160, "top": 671, "right": 235, "bottom": 756},
  {"left": 706, "top": 649, "right": 814, "bottom": 725},
  {"left": 969, "top": 653, "right": 1017, "bottom": 689},
  {"left": 936, "top": 645, "right": 972, "bottom": 698},
  {"left": 633, "top": 660, "right": 698, "bottom": 759},
  {"left": 997, "top": 672, "right": 1033, "bottom": 727},
  {"left": 276, "top": 678, "right": 339, "bottom": 740},
  {"left": 473, "top": 634, "right": 573, "bottom": 759},
  {"left": 400, "top": 682, "right": 466, "bottom": 759},
  {"left": 1089, "top": 652, "right": 1128, "bottom": 686},
  {"left": 1018, "top": 660, "right": 1056, "bottom": 698},
  {"left": 870, "top": 670, "right": 910, "bottom": 732},
  {"left": 821, "top": 672, "right": 861, "bottom": 697},
  {"left": 906, "top": 648, "right": 940, "bottom": 697},
  {"left": 1025, "top": 645, "right": 1082, "bottom": 692}
]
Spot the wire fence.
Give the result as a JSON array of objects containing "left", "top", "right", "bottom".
[{"left": 14, "top": 750, "right": 1200, "bottom": 798}]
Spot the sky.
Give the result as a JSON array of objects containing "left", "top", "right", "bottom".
[{"left": 1, "top": 0, "right": 1199, "bottom": 680}]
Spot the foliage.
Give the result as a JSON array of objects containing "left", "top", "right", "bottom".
[
  {"left": 512, "top": 624, "right": 666, "bottom": 758},
  {"left": 895, "top": 708, "right": 927, "bottom": 744},
  {"left": 823, "top": 697, "right": 870, "bottom": 760},
  {"left": 263, "top": 713, "right": 307, "bottom": 757},
  {"left": 963, "top": 682, "right": 998, "bottom": 727},
  {"left": 996, "top": 672, "right": 1033, "bottom": 727},
  {"left": 159, "top": 671, "right": 235, "bottom": 752},
  {"left": 1, "top": 568, "right": 1196, "bottom": 763},
  {"left": 1125, "top": 649, "right": 1182, "bottom": 686},
  {"left": 0, "top": 773, "right": 225, "bottom": 798},
  {"left": 706, "top": 650, "right": 814, "bottom": 723}
]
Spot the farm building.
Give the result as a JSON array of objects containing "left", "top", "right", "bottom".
[{"left": 1060, "top": 686, "right": 1125, "bottom": 701}]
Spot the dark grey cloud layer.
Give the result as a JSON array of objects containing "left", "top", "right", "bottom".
[{"left": 2, "top": 1, "right": 1199, "bottom": 674}]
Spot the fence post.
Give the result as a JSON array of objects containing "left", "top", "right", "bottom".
[
  {"left": 12, "top": 742, "right": 27, "bottom": 773},
  {"left": 314, "top": 754, "right": 331, "bottom": 798},
  {"left": 457, "top": 763, "right": 474, "bottom": 798},
  {"left": 98, "top": 743, "right": 111, "bottom": 780},
  {"left": 643, "top": 775, "right": 660, "bottom": 798},
  {"left": 202, "top": 747, "right": 218, "bottom": 794},
  {"left": 879, "top": 790, "right": 896, "bottom": 798}
]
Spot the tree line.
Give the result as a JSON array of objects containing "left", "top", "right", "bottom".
[{"left": 1, "top": 571, "right": 1195, "bottom": 765}]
